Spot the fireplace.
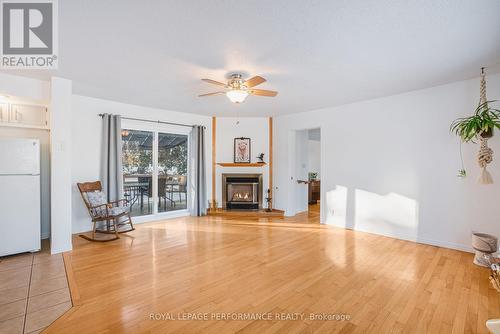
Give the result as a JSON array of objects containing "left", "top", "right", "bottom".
[{"left": 222, "top": 173, "right": 263, "bottom": 210}]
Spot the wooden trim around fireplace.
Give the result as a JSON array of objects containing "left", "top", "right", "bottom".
[
  {"left": 211, "top": 117, "right": 216, "bottom": 208},
  {"left": 269, "top": 117, "right": 273, "bottom": 201}
]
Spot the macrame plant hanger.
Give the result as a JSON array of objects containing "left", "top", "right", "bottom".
[{"left": 477, "top": 67, "right": 493, "bottom": 184}]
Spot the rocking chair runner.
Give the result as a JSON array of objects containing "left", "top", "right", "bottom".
[{"left": 77, "top": 181, "right": 135, "bottom": 242}]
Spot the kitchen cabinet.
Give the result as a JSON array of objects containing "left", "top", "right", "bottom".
[
  {"left": 0, "top": 103, "right": 8, "bottom": 123},
  {"left": 0, "top": 103, "right": 48, "bottom": 129}
]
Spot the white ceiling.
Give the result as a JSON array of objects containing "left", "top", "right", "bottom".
[{"left": 3, "top": 0, "right": 500, "bottom": 116}]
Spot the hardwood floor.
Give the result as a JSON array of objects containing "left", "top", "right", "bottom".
[
  {"left": 307, "top": 203, "right": 320, "bottom": 220},
  {"left": 46, "top": 213, "right": 499, "bottom": 333}
]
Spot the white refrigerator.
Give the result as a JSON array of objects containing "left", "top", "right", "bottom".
[{"left": 0, "top": 138, "right": 41, "bottom": 256}]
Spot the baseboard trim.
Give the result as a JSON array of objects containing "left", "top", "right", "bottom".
[
  {"left": 327, "top": 222, "right": 473, "bottom": 253},
  {"left": 414, "top": 236, "right": 473, "bottom": 253}
]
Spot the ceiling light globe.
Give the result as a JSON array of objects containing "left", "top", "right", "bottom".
[{"left": 226, "top": 90, "right": 248, "bottom": 103}]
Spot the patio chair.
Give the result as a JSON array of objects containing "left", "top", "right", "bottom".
[
  {"left": 77, "top": 181, "right": 135, "bottom": 242},
  {"left": 158, "top": 177, "right": 167, "bottom": 210},
  {"left": 138, "top": 176, "right": 152, "bottom": 212},
  {"left": 170, "top": 175, "right": 187, "bottom": 205}
]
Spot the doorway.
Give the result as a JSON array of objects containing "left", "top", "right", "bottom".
[{"left": 293, "top": 128, "right": 321, "bottom": 220}]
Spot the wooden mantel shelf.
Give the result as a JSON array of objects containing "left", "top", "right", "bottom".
[{"left": 217, "top": 162, "right": 267, "bottom": 167}]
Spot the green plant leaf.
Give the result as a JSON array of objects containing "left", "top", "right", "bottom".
[{"left": 450, "top": 101, "right": 500, "bottom": 142}]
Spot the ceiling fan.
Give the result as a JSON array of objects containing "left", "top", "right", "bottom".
[{"left": 199, "top": 74, "right": 278, "bottom": 103}]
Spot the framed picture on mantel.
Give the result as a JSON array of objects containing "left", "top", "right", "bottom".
[{"left": 234, "top": 137, "right": 251, "bottom": 163}]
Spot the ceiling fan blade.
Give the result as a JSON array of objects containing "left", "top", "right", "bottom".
[
  {"left": 245, "top": 76, "right": 266, "bottom": 88},
  {"left": 248, "top": 89, "right": 278, "bottom": 97},
  {"left": 201, "top": 79, "right": 227, "bottom": 87},
  {"left": 198, "top": 91, "right": 225, "bottom": 97}
]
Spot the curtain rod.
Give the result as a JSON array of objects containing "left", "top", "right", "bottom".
[{"left": 98, "top": 113, "right": 204, "bottom": 128}]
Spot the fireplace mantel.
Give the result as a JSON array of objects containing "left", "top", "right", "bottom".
[{"left": 217, "top": 162, "right": 267, "bottom": 167}]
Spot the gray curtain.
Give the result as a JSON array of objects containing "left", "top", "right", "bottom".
[
  {"left": 101, "top": 114, "right": 123, "bottom": 202},
  {"left": 190, "top": 125, "right": 207, "bottom": 216}
]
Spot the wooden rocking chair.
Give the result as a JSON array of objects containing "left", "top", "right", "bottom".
[{"left": 77, "top": 181, "right": 135, "bottom": 242}]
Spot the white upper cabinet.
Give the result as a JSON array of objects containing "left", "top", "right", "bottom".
[
  {"left": 0, "top": 103, "right": 48, "bottom": 129},
  {"left": 0, "top": 103, "right": 8, "bottom": 123}
]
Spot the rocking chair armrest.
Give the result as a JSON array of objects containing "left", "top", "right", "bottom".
[
  {"left": 89, "top": 203, "right": 111, "bottom": 210},
  {"left": 108, "top": 199, "right": 129, "bottom": 207},
  {"left": 89, "top": 203, "right": 111, "bottom": 217}
]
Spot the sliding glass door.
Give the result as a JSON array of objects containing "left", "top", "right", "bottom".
[
  {"left": 158, "top": 132, "right": 188, "bottom": 213},
  {"left": 121, "top": 124, "right": 189, "bottom": 218}
]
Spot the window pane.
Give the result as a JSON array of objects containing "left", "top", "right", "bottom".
[
  {"left": 158, "top": 132, "right": 188, "bottom": 212},
  {"left": 122, "top": 129, "right": 153, "bottom": 217}
]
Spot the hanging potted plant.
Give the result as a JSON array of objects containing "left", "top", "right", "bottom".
[
  {"left": 450, "top": 100, "right": 500, "bottom": 183},
  {"left": 449, "top": 68, "right": 499, "bottom": 183},
  {"left": 450, "top": 100, "right": 500, "bottom": 143}
]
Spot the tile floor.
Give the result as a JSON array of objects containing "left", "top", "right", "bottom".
[{"left": 0, "top": 240, "right": 72, "bottom": 334}]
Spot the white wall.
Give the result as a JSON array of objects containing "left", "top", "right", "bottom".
[
  {"left": 50, "top": 77, "right": 73, "bottom": 254},
  {"left": 274, "top": 73, "right": 500, "bottom": 252},
  {"left": 0, "top": 73, "right": 50, "bottom": 103},
  {"left": 71, "top": 95, "right": 212, "bottom": 233},
  {"left": 215, "top": 117, "right": 270, "bottom": 208}
]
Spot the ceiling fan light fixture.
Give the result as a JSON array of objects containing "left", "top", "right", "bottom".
[
  {"left": 226, "top": 89, "right": 248, "bottom": 103},
  {"left": 200, "top": 74, "right": 276, "bottom": 103}
]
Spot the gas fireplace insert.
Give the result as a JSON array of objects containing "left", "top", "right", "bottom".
[{"left": 222, "top": 173, "right": 263, "bottom": 210}]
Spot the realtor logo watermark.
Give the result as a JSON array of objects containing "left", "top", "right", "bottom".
[{"left": 0, "top": 0, "right": 58, "bottom": 69}]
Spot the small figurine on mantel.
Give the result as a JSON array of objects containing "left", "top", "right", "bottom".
[
  {"left": 265, "top": 188, "right": 272, "bottom": 212},
  {"left": 257, "top": 153, "right": 265, "bottom": 163}
]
